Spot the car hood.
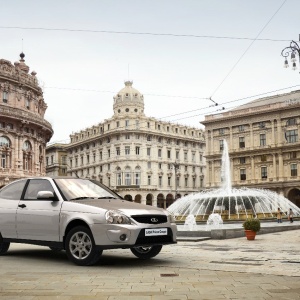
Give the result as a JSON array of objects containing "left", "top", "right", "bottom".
[{"left": 70, "top": 198, "right": 167, "bottom": 216}]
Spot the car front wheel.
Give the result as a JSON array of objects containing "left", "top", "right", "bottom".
[
  {"left": 65, "top": 226, "right": 102, "bottom": 266},
  {"left": 130, "top": 245, "right": 162, "bottom": 259},
  {"left": 0, "top": 241, "right": 10, "bottom": 255}
]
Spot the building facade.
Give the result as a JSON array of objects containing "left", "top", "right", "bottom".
[
  {"left": 0, "top": 53, "right": 53, "bottom": 187},
  {"left": 64, "top": 81, "right": 206, "bottom": 208},
  {"left": 45, "top": 143, "right": 68, "bottom": 176},
  {"left": 201, "top": 90, "right": 300, "bottom": 208}
]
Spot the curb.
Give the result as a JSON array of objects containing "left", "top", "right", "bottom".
[{"left": 177, "top": 224, "right": 300, "bottom": 240}]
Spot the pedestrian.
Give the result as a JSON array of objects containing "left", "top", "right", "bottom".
[
  {"left": 289, "top": 208, "right": 294, "bottom": 223},
  {"left": 277, "top": 207, "right": 282, "bottom": 223}
]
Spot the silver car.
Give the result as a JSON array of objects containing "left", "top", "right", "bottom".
[{"left": 0, "top": 177, "right": 177, "bottom": 265}]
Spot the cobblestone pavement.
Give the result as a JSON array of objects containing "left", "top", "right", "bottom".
[{"left": 0, "top": 229, "right": 300, "bottom": 300}]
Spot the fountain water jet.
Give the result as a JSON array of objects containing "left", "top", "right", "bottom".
[{"left": 168, "top": 140, "right": 300, "bottom": 221}]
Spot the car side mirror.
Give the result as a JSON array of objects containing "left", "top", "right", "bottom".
[{"left": 37, "top": 191, "right": 58, "bottom": 201}]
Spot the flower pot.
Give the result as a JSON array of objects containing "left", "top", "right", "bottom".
[{"left": 245, "top": 230, "right": 256, "bottom": 240}]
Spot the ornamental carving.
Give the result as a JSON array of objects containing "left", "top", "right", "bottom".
[
  {"left": 0, "top": 82, "right": 11, "bottom": 92},
  {"left": 25, "top": 90, "right": 33, "bottom": 100},
  {"left": 0, "top": 60, "right": 13, "bottom": 72}
]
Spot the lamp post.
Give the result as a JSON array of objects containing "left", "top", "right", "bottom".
[
  {"left": 281, "top": 35, "right": 300, "bottom": 71},
  {"left": 172, "top": 161, "right": 180, "bottom": 201}
]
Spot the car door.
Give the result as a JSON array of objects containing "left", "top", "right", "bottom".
[
  {"left": 16, "top": 179, "right": 62, "bottom": 242},
  {"left": 0, "top": 179, "right": 27, "bottom": 239}
]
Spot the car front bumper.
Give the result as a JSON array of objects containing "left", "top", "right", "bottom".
[{"left": 90, "top": 223, "right": 177, "bottom": 249}]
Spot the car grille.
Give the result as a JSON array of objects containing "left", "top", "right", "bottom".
[
  {"left": 131, "top": 215, "right": 167, "bottom": 224},
  {"left": 135, "top": 228, "right": 174, "bottom": 246}
]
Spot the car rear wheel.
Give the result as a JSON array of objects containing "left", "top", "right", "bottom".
[
  {"left": 130, "top": 245, "right": 162, "bottom": 259},
  {"left": 0, "top": 241, "right": 10, "bottom": 255},
  {"left": 65, "top": 226, "right": 102, "bottom": 266}
]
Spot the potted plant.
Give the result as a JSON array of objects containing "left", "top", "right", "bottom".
[{"left": 242, "top": 218, "right": 261, "bottom": 240}]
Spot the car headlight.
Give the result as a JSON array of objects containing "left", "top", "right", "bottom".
[
  {"left": 167, "top": 213, "right": 176, "bottom": 223},
  {"left": 105, "top": 210, "right": 132, "bottom": 224}
]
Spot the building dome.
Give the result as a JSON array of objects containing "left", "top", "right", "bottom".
[{"left": 113, "top": 81, "right": 145, "bottom": 116}]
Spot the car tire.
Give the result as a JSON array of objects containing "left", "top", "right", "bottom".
[
  {"left": 65, "top": 226, "right": 102, "bottom": 266},
  {"left": 130, "top": 245, "right": 162, "bottom": 259},
  {"left": 0, "top": 241, "right": 10, "bottom": 255}
]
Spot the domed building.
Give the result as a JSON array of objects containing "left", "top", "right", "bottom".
[
  {"left": 0, "top": 53, "right": 53, "bottom": 187},
  {"left": 65, "top": 81, "right": 206, "bottom": 208}
]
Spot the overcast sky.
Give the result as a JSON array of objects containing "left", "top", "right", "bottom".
[{"left": 1, "top": 0, "right": 300, "bottom": 143}]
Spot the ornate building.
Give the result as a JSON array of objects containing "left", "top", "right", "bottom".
[
  {"left": 0, "top": 53, "right": 53, "bottom": 187},
  {"left": 64, "top": 81, "right": 206, "bottom": 208},
  {"left": 45, "top": 143, "right": 68, "bottom": 176},
  {"left": 201, "top": 90, "right": 300, "bottom": 207}
]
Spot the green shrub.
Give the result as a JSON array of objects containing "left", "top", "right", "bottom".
[{"left": 242, "top": 218, "right": 261, "bottom": 232}]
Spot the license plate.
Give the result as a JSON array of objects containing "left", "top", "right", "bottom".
[{"left": 145, "top": 228, "right": 167, "bottom": 236}]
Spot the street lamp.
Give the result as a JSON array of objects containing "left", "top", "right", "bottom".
[
  {"left": 281, "top": 35, "right": 300, "bottom": 71},
  {"left": 172, "top": 161, "right": 180, "bottom": 201}
]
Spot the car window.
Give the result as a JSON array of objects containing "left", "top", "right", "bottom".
[
  {"left": 54, "top": 178, "right": 118, "bottom": 201},
  {"left": 0, "top": 180, "right": 27, "bottom": 200},
  {"left": 24, "top": 179, "right": 55, "bottom": 200}
]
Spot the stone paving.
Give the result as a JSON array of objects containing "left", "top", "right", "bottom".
[{"left": 0, "top": 228, "right": 300, "bottom": 299}]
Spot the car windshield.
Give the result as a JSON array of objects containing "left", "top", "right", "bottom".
[{"left": 54, "top": 178, "right": 119, "bottom": 201}]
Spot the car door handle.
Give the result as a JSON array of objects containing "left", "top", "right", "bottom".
[{"left": 18, "top": 204, "right": 26, "bottom": 208}]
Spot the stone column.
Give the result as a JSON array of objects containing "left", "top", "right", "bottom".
[
  {"left": 230, "top": 158, "right": 234, "bottom": 184},
  {"left": 277, "top": 119, "right": 282, "bottom": 145},
  {"left": 18, "top": 137, "right": 23, "bottom": 170},
  {"left": 278, "top": 153, "right": 283, "bottom": 181},
  {"left": 206, "top": 160, "right": 210, "bottom": 187},
  {"left": 251, "top": 156, "right": 255, "bottom": 182},
  {"left": 272, "top": 154, "right": 277, "bottom": 179},
  {"left": 7, "top": 152, "right": 11, "bottom": 168},
  {"left": 210, "top": 131, "right": 214, "bottom": 155},
  {"left": 211, "top": 160, "right": 215, "bottom": 187},
  {"left": 152, "top": 197, "right": 157, "bottom": 207},
  {"left": 249, "top": 123, "right": 254, "bottom": 148},
  {"left": 271, "top": 120, "right": 275, "bottom": 146},
  {"left": 229, "top": 126, "right": 233, "bottom": 149}
]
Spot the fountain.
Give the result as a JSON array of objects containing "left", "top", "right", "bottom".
[
  {"left": 168, "top": 140, "right": 300, "bottom": 221},
  {"left": 205, "top": 213, "right": 223, "bottom": 231},
  {"left": 183, "top": 214, "right": 197, "bottom": 231}
]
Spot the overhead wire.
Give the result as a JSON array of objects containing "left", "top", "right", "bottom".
[
  {"left": 0, "top": 25, "right": 291, "bottom": 42},
  {"left": 45, "top": 83, "right": 300, "bottom": 124},
  {"left": 63, "top": 86, "right": 298, "bottom": 164},
  {"left": 210, "top": 0, "right": 288, "bottom": 98},
  {"left": 50, "top": 83, "right": 300, "bottom": 150}
]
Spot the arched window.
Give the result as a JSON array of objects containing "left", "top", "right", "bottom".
[
  {"left": 0, "top": 136, "right": 11, "bottom": 168},
  {"left": 22, "top": 140, "right": 32, "bottom": 171},
  {"left": 125, "top": 167, "right": 131, "bottom": 186},
  {"left": 134, "top": 166, "right": 141, "bottom": 185},
  {"left": 286, "top": 118, "right": 296, "bottom": 126},
  {"left": 23, "top": 140, "right": 32, "bottom": 151},
  {"left": 0, "top": 136, "right": 10, "bottom": 147},
  {"left": 116, "top": 167, "right": 122, "bottom": 186}
]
